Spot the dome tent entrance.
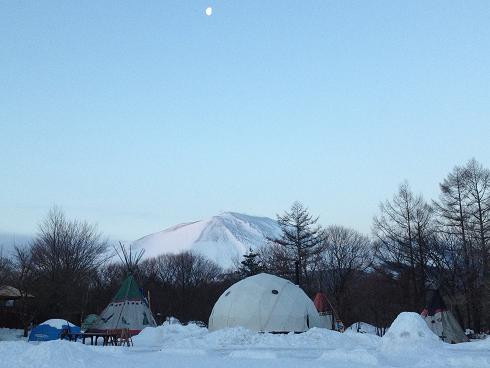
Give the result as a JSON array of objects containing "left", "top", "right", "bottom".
[{"left": 209, "top": 273, "right": 321, "bottom": 333}]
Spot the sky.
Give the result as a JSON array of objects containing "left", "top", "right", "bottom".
[{"left": 1, "top": 1, "right": 489, "bottom": 242}]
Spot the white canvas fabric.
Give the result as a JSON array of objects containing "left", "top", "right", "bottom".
[
  {"left": 318, "top": 314, "right": 334, "bottom": 330},
  {"left": 424, "top": 311, "right": 468, "bottom": 344},
  {"left": 421, "top": 289, "right": 468, "bottom": 344},
  {"left": 208, "top": 273, "right": 321, "bottom": 333},
  {"left": 93, "top": 300, "right": 156, "bottom": 332}
]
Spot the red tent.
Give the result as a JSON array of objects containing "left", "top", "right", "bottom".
[
  {"left": 313, "top": 292, "right": 344, "bottom": 331},
  {"left": 314, "top": 292, "right": 332, "bottom": 314}
]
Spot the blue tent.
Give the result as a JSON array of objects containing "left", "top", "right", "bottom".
[{"left": 28, "top": 319, "right": 81, "bottom": 342}]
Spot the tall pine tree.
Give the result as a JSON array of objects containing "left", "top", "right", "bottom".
[
  {"left": 239, "top": 248, "right": 263, "bottom": 278},
  {"left": 271, "top": 202, "right": 324, "bottom": 290}
]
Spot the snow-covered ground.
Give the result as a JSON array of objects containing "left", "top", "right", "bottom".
[
  {"left": 0, "top": 313, "right": 488, "bottom": 368},
  {"left": 0, "top": 328, "right": 25, "bottom": 341}
]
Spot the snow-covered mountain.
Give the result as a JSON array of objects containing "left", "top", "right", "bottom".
[{"left": 132, "top": 212, "right": 282, "bottom": 269}]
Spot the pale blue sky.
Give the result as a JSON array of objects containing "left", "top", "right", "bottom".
[{"left": 1, "top": 1, "right": 489, "bottom": 241}]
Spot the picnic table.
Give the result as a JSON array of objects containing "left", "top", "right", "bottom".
[{"left": 62, "top": 329, "right": 132, "bottom": 346}]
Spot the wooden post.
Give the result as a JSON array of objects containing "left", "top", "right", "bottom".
[{"left": 147, "top": 290, "right": 152, "bottom": 312}]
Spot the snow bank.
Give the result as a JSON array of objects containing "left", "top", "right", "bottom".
[
  {"left": 133, "top": 323, "right": 379, "bottom": 350},
  {"left": 0, "top": 328, "right": 25, "bottom": 341},
  {"left": 132, "top": 322, "right": 207, "bottom": 348},
  {"left": 453, "top": 336, "right": 490, "bottom": 351},
  {"left": 379, "top": 312, "right": 441, "bottom": 353},
  {"left": 346, "top": 322, "right": 379, "bottom": 335},
  {"left": 0, "top": 340, "right": 93, "bottom": 368}
]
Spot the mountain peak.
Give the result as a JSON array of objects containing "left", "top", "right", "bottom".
[{"left": 132, "top": 212, "right": 282, "bottom": 268}]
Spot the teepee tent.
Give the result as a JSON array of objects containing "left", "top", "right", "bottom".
[
  {"left": 421, "top": 289, "right": 468, "bottom": 343},
  {"left": 81, "top": 314, "right": 98, "bottom": 331},
  {"left": 209, "top": 273, "right": 321, "bottom": 333},
  {"left": 90, "top": 244, "right": 156, "bottom": 335}
]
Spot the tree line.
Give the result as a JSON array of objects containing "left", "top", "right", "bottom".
[{"left": 0, "top": 158, "right": 488, "bottom": 335}]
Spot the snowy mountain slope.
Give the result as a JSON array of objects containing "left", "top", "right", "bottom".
[{"left": 132, "top": 212, "right": 282, "bottom": 268}]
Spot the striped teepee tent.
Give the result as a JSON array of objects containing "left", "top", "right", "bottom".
[{"left": 90, "top": 244, "right": 156, "bottom": 335}]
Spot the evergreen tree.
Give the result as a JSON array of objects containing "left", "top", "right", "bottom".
[
  {"left": 239, "top": 248, "right": 262, "bottom": 277},
  {"left": 271, "top": 202, "right": 324, "bottom": 290}
]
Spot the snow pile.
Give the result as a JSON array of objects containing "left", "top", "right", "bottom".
[
  {"left": 457, "top": 336, "right": 490, "bottom": 350},
  {"left": 186, "top": 327, "right": 259, "bottom": 348},
  {"left": 133, "top": 322, "right": 207, "bottom": 348},
  {"left": 0, "top": 328, "right": 25, "bottom": 341},
  {"left": 346, "top": 322, "right": 379, "bottom": 335},
  {"left": 0, "top": 340, "right": 110, "bottom": 368},
  {"left": 379, "top": 312, "right": 441, "bottom": 354},
  {"left": 134, "top": 323, "right": 380, "bottom": 351}
]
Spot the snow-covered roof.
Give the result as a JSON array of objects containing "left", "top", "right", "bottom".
[
  {"left": 0, "top": 285, "right": 33, "bottom": 299},
  {"left": 40, "top": 319, "right": 78, "bottom": 329}
]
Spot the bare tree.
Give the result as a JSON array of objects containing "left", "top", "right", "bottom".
[
  {"left": 321, "top": 225, "right": 372, "bottom": 318},
  {"left": 0, "top": 252, "right": 13, "bottom": 286},
  {"left": 432, "top": 159, "right": 490, "bottom": 331},
  {"left": 28, "top": 207, "right": 108, "bottom": 322},
  {"left": 12, "top": 246, "right": 35, "bottom": 336},
  {"left": 373, "top": 182, "right": 433, "bottom": 309},
  {"left": 154, "top": 251, "right": 222, "bottom": 322},
  {"left": 433, "top": 164, "right": 478, "bottom": 328}
]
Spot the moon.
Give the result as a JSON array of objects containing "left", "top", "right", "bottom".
[{"left": 205, "top": 7, "right": 213, "bottom": 16}]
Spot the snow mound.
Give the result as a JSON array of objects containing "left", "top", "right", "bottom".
[
  {"left": 133, "top": 323, "right": 379, "bottom": 351},
  {"left": 0, "top": 328, "right": 25, "bottom": 341},
  {"left": 0, "top": 340, "right": 97, "bottom": 368},
  {"left": 379, "top": 312, "right": 440, "bottom": 353},
  {"left": 346, "top": 322, "right": 379, "bottom": 335},
  {"left": 457, "top": 336, "right": 490, "bottom": 351},
  {"left": 133, "top": 322, "right": 207, "bottom": 347}
]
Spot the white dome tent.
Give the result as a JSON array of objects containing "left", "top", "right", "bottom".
[{"left": 208, "top": 273, "right": 321, "bottom": 333}]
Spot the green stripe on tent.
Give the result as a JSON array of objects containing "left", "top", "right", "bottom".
[{"left": 112, "top": 274, "right": 144, "bottom": 302}]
